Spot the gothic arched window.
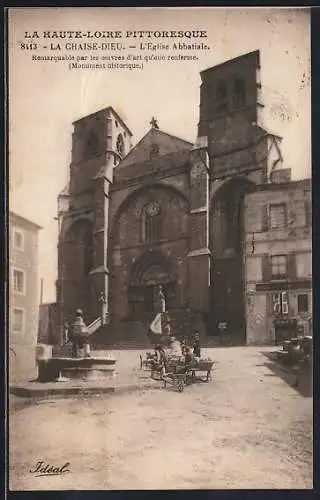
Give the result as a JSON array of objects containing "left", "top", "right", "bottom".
[
  {"left": 232, "top": 77, "right": 246, "bottom": 108},
  {"left": 143, "top": 201, "right": 163, "bottom": 243}
]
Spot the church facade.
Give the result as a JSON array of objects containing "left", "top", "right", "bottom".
[{"left": 55, "top": 50, "right": 312, "bottom": 346}]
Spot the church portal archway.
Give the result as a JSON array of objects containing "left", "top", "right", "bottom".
[{"left": 128, "top": 250, "right": 176, "bottom": 316}]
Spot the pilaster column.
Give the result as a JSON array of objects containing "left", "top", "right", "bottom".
[{"left": 187, "top": 139, "right": 211, "bottom": 314}]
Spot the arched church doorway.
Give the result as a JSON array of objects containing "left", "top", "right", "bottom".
[
  {"left": 209, "top": 177, "right": 254, "bottom": 343},
  {"left": 128, "top": 252, "right": 176, "bottom": 317}
]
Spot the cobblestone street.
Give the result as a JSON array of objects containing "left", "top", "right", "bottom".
[{"left": 9, "top": 347, "right": 313, "bottom": 490}]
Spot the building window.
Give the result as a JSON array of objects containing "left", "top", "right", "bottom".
[
  {"left": 297, "top": 294, "right": 309, "bottom": 313},
  {"left": 13, "top": 228, "right": 24, "bottom": 250},
  {"left": 216, "top": 80, "right": 228, "bottom": 113},
  {"left": 232, "top": 78, "right": 246, "bottom": 108},
  {"left": 271, "top": 255, "right": 287, "bottom": 279},
  {"left": 144, "top": 201, "right": 163, "bottom": 243},
  {"left": 13, "top": 268, "right": 26, "bottom": 294},
  {"left": 12, "top": 308, "right": 25, "bottom": 333},
  {"left": 269, "top": 204, "right": 286, "bottom": 229},
  {"left": 272, "top": 292, "right": 289, "bottom": 315}
]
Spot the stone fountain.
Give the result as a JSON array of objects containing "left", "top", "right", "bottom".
[{"left": 11, "top": 309, "right": 116, "bottom": 398}]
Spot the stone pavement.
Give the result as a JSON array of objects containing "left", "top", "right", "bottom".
[{"left": 9, "top": 346, "right": 313, "bottom": 490}]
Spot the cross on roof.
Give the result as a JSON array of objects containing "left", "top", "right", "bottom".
[{"left": 150, "top": 117, "right": 159, "bottom": 129}]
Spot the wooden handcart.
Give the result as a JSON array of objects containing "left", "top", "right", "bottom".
[{"left": 139, "top": 352, "right": 215, "bottom": 392}]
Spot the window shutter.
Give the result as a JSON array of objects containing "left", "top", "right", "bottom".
[
  {"left": 287, "top": 254, "right": 296, "bottom": 280},
  {"left": 282, "top": 292, "right": 289, "bottom": 315},
  {"left": 269, "top": 294, "right": 275, "bottom": 314},
  {"left": 261, "top": 205, "right": 269, "bottom": 232},
  {"left": 262, "top": 254, "right": 271, "bottom": 282},
  {"left": 272, "top": 293, "right": 281, "bottom": 314},
  {"left": 305, "top": 200, "right": 311, "bottom": 227}
]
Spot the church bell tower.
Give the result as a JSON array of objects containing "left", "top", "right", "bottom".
[
  {"left": 196, "top": 50, "right": 278, "bottom": 342},
  {"left": 56, "top": 107, "right": 132, "bottom": 333}
]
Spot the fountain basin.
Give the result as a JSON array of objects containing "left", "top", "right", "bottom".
[{"left": 37, "top": 356, "right": 116, "bottom": 383}]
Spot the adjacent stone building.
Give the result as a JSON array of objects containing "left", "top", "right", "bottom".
[
  {"left": 55, "top": 50, "right": 312, "bottom": 346},
  {"left": 244, "top": 174, "right": 312, "bottom": 344},
  {"left": 9, "top": 212, "right": 42, "bottom": 381}
]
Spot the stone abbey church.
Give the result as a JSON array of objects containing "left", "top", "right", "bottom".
[{"left": 55, "top": 50, "right": 312, "bottom": 346}]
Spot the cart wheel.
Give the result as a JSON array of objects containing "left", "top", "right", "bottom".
[{"left": 177, "top": 380, "right": 184, "bottom": 392}]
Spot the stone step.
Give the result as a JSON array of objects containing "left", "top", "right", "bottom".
[{"left": 90, "top": 321, "right": 151, "bottom": 349}]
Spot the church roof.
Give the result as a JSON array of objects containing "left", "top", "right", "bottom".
[
  {"left": 253, "top": 123, "right": 282, "bottom": 141},
  {"left": 118, "top": 126, "right": 193, "bottom": 169},
  {"left": 200, "top": 50, "right": 260, "bottom": 77},
  {"left": 113, "top": 148, "right": 191, "bottom": 184},
  {"left": 9, "top": 211, "right": 43, "bottom": 230},
  {"left": 73, "top": 106, "right": 133, "bottom": 137}
]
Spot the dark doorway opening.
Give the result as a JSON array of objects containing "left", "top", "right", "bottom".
[
  {"left": 209, "top": 178, "right": 254, "bottom": 343},
  {"left": 128, "top": 254, "right": 176, "bottom": 318},
  {"left": 129, "top": 283, "right": 174, "bottom": 315}
]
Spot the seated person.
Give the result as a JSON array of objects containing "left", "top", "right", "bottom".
[
  {"left": 153, "top": 345, "right": 164, "bottom": 361},
  {"left": 152, "top": 346, "right": 159, "bottom": 360}
]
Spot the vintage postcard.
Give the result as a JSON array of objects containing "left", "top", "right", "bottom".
[{"left": 8, "top": 7, "right": 312, "bottom": 490}]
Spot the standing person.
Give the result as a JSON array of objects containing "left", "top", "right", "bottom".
[
  {"left": 63, "top": 322, "right": 69, "bottom": 346},
  {"left": 192, "top": 332, "right": 201, "bottom": 359},
  {"left": 180, "top": 336, "right": 188, "bottom": 356}
]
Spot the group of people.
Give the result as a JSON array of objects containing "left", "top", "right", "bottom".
[{"left": 151, "top": 333, "right": 201, "bottom": 376}]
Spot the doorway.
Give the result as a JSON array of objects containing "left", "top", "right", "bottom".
[
  {"left": 128, "top": 251, "right": 177, "bottom": 318},
  {"left": 129, "top": 282, "right": 173, "bottom": 316},
  {"left": 209, "top": 178, "right": 254, "bottom": 343}
]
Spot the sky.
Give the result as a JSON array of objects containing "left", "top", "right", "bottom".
[{"left": 8, "top": 7, "right": 311, "bottom": 303}]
